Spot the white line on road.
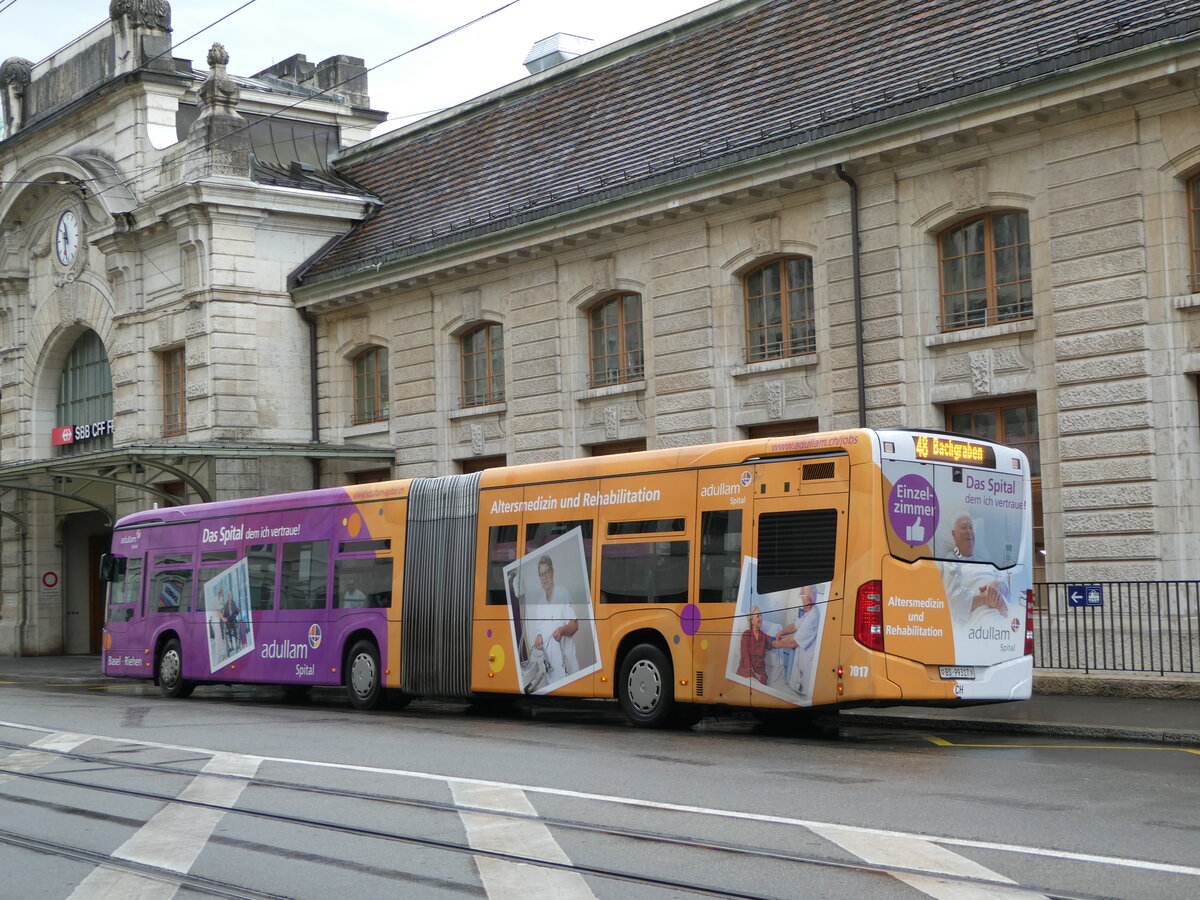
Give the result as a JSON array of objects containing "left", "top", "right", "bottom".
[
  {"left": 3, "top": 719, "right": 1196, "bottom": 880},
  {"left": 0, "top": 731, "right": 90, "bottom": 784},
  {"left": 812, "top": 823, "right": 1039, "bottom": 899},
  {"left": 450, "top": 780, "right": 596, "bottom": 899},
  {"left": 67, "top": 752, "right": 263, "bottom": 900}
]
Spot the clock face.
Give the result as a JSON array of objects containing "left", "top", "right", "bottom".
[{"left": 55, "top": 210, "right": 80, "bottom": 266}]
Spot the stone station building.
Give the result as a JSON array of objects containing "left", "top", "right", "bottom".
[
  {"left": 292, "top": 0, "right": 1200, "bottom": 594},
  {"left": 0, "top": 2, "right": 389, "bottom": 654},
  {"left": 3, "top": 0, "right": 1200, "bottom": 658}
]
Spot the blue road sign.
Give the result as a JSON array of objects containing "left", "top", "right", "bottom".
[{"left": 1067, "top": 584, "right": 1103, "bottom": 607}]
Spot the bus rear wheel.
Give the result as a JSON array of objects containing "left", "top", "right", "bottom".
[
  {"left": 346, "top": 640, "right": 382, "bottom": 710},
  {"left": 158, "top": 638, "right": 194, "bottom": 699},
  {"left": 619, "top": 644, "right": 676, "bottom": 728}
]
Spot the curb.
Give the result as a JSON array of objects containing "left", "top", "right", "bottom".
[{"left": 835, "top": 711, "right": 1200, "bottom": 745}]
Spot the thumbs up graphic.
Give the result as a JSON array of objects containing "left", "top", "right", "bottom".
[{"left": 906, "top": 517, "right": 926, "bottom": 543}]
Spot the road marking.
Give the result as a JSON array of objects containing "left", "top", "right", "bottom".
[
  {"left": 3, "top": 719, "right": 1197, "bottom": 879},
  {"left": 926, "top": 735, "right": 1200, "bottom": 755},
  {"left": 68, "top": 752, "right": 263, "bottom": 900},
  {"left": 812, "top": 824, "right": 1034, "bottom": 899},
  {"left": 0, "top": 732, "right": 90, "bottom": 784},
  {"left": 450, "top": 780, "right": 595, "bottom": 899}
]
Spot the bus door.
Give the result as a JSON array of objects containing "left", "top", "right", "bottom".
[
  {"left": 102, "top": 553, "right": 144, "bottom": 675},
  {"left": 743, "top": 458, "right": 849, "bottom": 709},
  {"left": 690, "top": 467, "right": 751, "bottom": 709},
  {"left": 146, "top": 547, "right": 197, "bottom": 675}
]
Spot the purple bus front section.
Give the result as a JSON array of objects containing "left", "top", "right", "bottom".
[{"left": 102, "top": 485, "right": 400, "bottom": 694}]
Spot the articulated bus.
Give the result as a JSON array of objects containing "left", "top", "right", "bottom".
[{"left": 101, "top": 428, "right": 1034, "bottom": 727}]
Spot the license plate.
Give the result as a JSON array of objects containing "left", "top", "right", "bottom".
[{"left": 939, "top": 666, "right": 975, "bottom": 680}]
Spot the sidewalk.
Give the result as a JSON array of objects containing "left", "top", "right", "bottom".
[{"left": 2, "top": 655, "right": 1198, "bottom": 744}]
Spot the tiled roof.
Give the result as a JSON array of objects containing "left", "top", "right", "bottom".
[{"left": 298, "top": 0, "right": 1200, "bottom": 284}]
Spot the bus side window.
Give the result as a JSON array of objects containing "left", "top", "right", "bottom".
[
  {"left": 600, "top": 541, "right": 689, "bottom": 604},
  {"left": 246, "top": 544, "right": 276, "bottom": 611},
  {"left": 150, "top": 568, "right": 193, "bottom": 614},
  {"left": 487, "top": 525, "right": 518, "bottom": 605},
  {"left": 699, "top": 510, "right": 742, "bottom": 603},
  {"left": 333, "top": 556, "right": 393, "bottom": 608},
  {"left": 106, "top": 557, "right": 143, "bottom": 622},
  {"left": 281, "top": 541, "right": 330, "bottom": 610},
  {"left": 756, "top": 509, "right": 838, "bottom": 595},
  {"left": 526, "top": 520, "right": 594, "bottom": 577}
]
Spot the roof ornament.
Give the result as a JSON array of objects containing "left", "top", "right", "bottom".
[
  {"left": 186, "top": 43, "right": 249, "bottom": 179},
  {"left": 199, "top": 42, "right": 240, "bottom": 115},
  {"left": 108, "top": 0, "right": 172, "bottom": 31},
  {"left": 1, "top": 57, "right": 33, "bottom": 136}
]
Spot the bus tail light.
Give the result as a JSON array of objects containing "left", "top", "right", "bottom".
[
  {"left": 854, "top": 580, "right": 884, "bottom": 652},
  {"left": 1024, "top": 589, "right": 1035, "bottom": 656}
]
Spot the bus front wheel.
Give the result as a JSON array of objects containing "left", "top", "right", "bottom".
[
  {"left": 158, "top": 638, "right": 194, "bottom": 699},
  {"left": 619, "top": 644, "right": 676, "bottom": 728},
  {"left": 346, "top": 640, "right": 382, "bottom": 710}
]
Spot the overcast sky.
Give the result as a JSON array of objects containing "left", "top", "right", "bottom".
[{"left": 0, "top": 0, "right": 719, "bottom": 133}]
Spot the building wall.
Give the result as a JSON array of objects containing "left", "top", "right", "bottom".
[{"left": 310, "top": 73, "right": 1200, "bottom": 585}]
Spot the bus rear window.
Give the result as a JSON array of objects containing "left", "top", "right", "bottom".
[{"left": 757, "top": 509, "right": 837, "bottom": 595}]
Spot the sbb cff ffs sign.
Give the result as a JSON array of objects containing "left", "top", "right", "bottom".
[{"left": 52, "top": 420, "right": 114, "bottom": 446}]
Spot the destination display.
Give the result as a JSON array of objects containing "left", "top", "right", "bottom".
[{"left": 913, "top": 434, "right": 996, "bottom": 468}]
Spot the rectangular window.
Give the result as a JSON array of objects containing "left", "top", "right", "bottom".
[
  {"left": 461, "top": 324, "right": 504, "bottom": 407},
  {"left": 247, "top": 544, "right": 276, "bottom": 611},
  {"left": 487, "top": 524, "right": 519, "bottom": 605},
  {"left": 280, "top": 540, "right": 329, "bottom": 610},
  {"left": 162, "top": 347, "right": 186, "bottom": 437},
  {"left": 607, "top": 518, "right": 685, "bottom": 536},
  {"left": 333, "top": 557, "right": 393, "bottom": 608},
  {"left": 526, "top": 520, "right": 594, "bottom": 577},
  {"left": 339, "top": 539, "right": 390, "bottom": 553},
  {"left": 757, "top": 509, "right": 838, "bottom": 595},
  {"left": 600, "top": 541, "right": 690, "bottom": 604},
  {"left": 106, "top": 556, "right": 143, "bottom": 623},
  {"left": 150, "top": 568, "right": 193, "bottom": 613},
  {"left": 700, "top": 510, "right": 742, "bottom": 603}
]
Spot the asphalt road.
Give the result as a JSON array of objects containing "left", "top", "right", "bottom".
[{"left": 0, "top": 680, "right": 1197, "bottom": 899}]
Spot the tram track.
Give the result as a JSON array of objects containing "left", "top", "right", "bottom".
[{"left": 0, "top": 737, "right": 1112, "bottom": 900}]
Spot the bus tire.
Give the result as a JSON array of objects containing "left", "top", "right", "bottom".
[
  {"left": 619, "top": 644, "right": 675, "bottom": 728},
  {"left": 346, "top": 640, "right": 382, "bottom": 710},
  {"left": 158, "top": 638, "right": 194, "bottom": 699}
]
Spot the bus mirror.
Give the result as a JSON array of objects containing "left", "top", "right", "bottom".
[{"left": 99, "top": 554, "right": 126, "bottom": 583}]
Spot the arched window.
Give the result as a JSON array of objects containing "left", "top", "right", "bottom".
[
  {"left": 352, "top": 346, "right": 389, "bottom": 424},
  {"left": 461, "top": 323, "right": 504, "bottom": 407},
  {"left": 56, "top": 330, "right": 113, "bottom": 457},
  {"left": 743, "top": 257, "right": 814, "bottom": 362},
  {"left": 588, "top": 293, "right": 643, "bottom": 387},
  {"left": 939, "top": 211, "right": 1031, "bottom": 330}
]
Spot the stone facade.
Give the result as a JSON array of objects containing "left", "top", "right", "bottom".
[
  {"left": 293, "top": 1, "right": 1200, "bottom": 587},
  {"left": 0, "top": 3, "right": 387, "bottom": 655}
]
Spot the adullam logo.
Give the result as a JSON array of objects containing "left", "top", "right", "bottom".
[
  {"left": 308, "top": 624, "right": 322, "bottom": 650},
  {"left": 740, "top": 470, "right": 752, "bottom": 487},
  {"left": 1011, "top": 617, "right": 1021, "bottom": 633}
]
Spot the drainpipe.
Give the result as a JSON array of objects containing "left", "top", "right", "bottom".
[
  {"left": 300, "top": 307, "right": 321, "bottom": 490},
  {"left": 835, "top": 164, "right": 867, "bottom": 429}
]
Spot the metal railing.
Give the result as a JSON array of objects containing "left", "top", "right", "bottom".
[{"left": 1031, "top": 582, "right": 1200, "bottom": 676}]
